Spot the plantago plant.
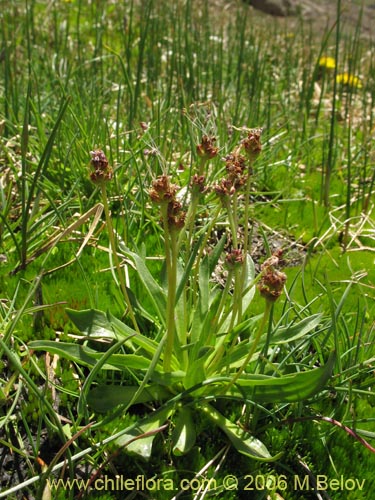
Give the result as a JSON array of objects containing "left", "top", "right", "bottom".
[{"left": 30, "top": 130, "right": 335, "bottom": 462}]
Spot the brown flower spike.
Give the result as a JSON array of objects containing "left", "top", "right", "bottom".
[
  {"left": 225, "top": 249, "right": 245, "bottom": 270},
  {"left": 196, "top": 135, "right": 218, "bottom": 160},
  {"left": 167, "top": 200, "right": 186, "bottom": 230},
  {"left": 89, "top": 149, "right": 113, "bottom": 184},
  {"left": 149, "top": 175, "right": 185, "bottom": 231},
  {"left": 213, "top": 178, "right": 236, "bottom": 198},
  {"left": 149, "top": 175, "right": 179, "bottom": 204},
  {"left": 191, "top": 174, "right": 208, "bottom": 194},
  {"left": 257, "top": 250, "right": 287, "bottom": 302},
  {"left": 242, "top": 129, "right": 262, "bottom": 162},
  {"left": 224, "top": 152, "right": 249, "bottom": 189}
]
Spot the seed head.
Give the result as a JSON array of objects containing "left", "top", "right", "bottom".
[
  {"left": 225, "top": 249, "right": 244, "bottom": 270},
  {"left": 213, "top": 178, "right": 236, "bottom": 198},
  {"left": 89, "top": 149, "right": 113, "bottom": 184},
  {"left": 224, "top": 153, "right": 248, "bottom": 178},
  {"left": 197, "top": 135, "right": 218, "bottom": 160},
  {"left": 257, "top": 250, "right": 287, "bottom": 302},
  {"left": 242, "top": 129, "right": 262, "bottom": 161},
  {"left": 223, "top": 153, "right": 249, "bottom": 189},
  {"left": 167, "top": 200, "right": 186, "bottom": 231},
  {"left": 149, "top": 175, "right": 179, "bottom": 204},
  {"left": 191, "top": 174, "right": 209, "bottom": 194}
]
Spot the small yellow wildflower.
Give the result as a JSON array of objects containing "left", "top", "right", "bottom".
[
  {"left": 318, "top": 56, "right": 336, "bottom": 70},
  {"left": 336, "top": 73, "right": 363, "bottom": 89}
]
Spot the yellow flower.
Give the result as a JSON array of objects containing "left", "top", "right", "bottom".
[
  {"left": 336, "top": 73, "right": 363, "bottom": 89},
  {"left": 318, "top": 56, "right": 336, "bottom": 70}
]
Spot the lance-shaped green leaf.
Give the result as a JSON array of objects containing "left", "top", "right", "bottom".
[
  {"left": 270, "top": 314, "right": 324, "bottom": 345},
  {"left": 108, "top": 312, "right": 162, "bottom": 359},
  {"left": 189, "top": 290, "right": 222, "bottom": 364},
  {"left": 175, "top": 233, "right": 206, "bottom": 303},
  {"left": 215, "top": 314, "right": 327, "bottom": 371},
  {"left": 29, "top": 340, "right": 154, "bottom": 371},
  {"left": 190, "top": 235, "right": 227, "bottom": 345},
  {"left": 184, "top": 353, "right": 208, "bottom": 389},
  {"left": 241, "top": 254, "right": 256, "bottom": 315},
  {"left": 116, "top": 406, "right": 172, "bottom": 459},
  {"left": 172, "top": 406, "right": 196, "bottom": 456},
  {"left": 65, "top": 308, "right": 161, "bottom": 360},
  {"left": 66, "top": 308, "right": 119, "bottom": 340},
  {"left": 87, "top": 384, "right": 172, "bottom": 412},
  {"left": 122, "top": 248, "right": 167, "bottom": 326},
  {"left": 199, "top": 403, "right": 281, "bottom": 461},
  {"left": 228, "top": 352, "right": 336, "bottom": 403},
  {"left": 219, "top": 255, "right": 256, "bottom": 333}
]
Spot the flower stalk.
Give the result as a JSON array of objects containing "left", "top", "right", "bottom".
[
  {"left": 178, "top": 135, "right": 217, "bottom": 251},
  {"left": 238, "top": 129, "right": 262, "bottom": 320},
  {"left": 224, "top": 298, "right": 272, "bottom": 394},
  {"left": 90, "top": 150, "right": 140, "bottom": 333},
  {"left": 149, "top": 175, "right": 186, "bottom": 372},
  {"left": 161, "top": 204, "right": 178, "bottom": 372},
  {"left": 223, "top": 250, "right": 286, "bottom": 394}
]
